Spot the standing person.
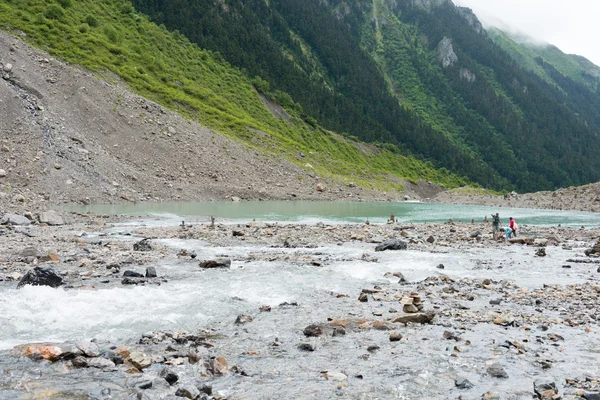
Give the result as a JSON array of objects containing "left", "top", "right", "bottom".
[
  {"left": 509, "top": 217, "right": 518, "bottom": 237},
  {"left": 491, "top": 212, "right": 501, "bottom": 239}
]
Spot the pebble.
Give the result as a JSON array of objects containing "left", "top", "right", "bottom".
[{"left": 487, "top": 362, "right": 508, "bottom": 378}]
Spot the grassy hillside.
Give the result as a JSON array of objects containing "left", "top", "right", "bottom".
[
  {"left": 0, "top": 0, "right": 468, "bottom": 191},
  {"left": 129, "top": 0, "right": 600, "bottom": 192},
  {"left": 488, "top": 28, "right": 600, "bottom": 91}
]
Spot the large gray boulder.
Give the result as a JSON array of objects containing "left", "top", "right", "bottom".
[
  {"left": 38, "top": 211, "right": 65, "bottom": 226},
  {"left": 1, "top": 213, "right": 31, "bottom": 226},
  {"left": 17, "top": 265, "right": 65, "bottom": 288}
]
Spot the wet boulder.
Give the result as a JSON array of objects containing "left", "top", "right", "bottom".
[
  {"left": 585, "top": 240, "right": 600, "bottom": 257},
  {"left": 297, "top": 343, "right": 316, "bottom": 352},
  {"left": 303, "top": 324, "right": 324, "bottom": 337},
  {"left": 199, "top": 259, "right": 231, "bottom": 269},
  {"left": 123, "top": 270, "right": 144, "bottom": 278},
  {"left": 145, "top": 267, "right": 157, "bottom": 278},
  {"left": 375, "top": 239, "right": 408, "bottom": 252},
  {"left": 133, "top": 238, "right": 152, "bottom": 252},
  {"left": 535, "top": 248, "right": 547, "bottom": 257},
  {"left": 17, "top": 265, "right": 64, "bottom": 288}
]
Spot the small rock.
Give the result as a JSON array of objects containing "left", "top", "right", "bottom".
[
  {"left": 436, "top": 263, "right": 445, "bottom": 269},
  {"left": 455, "top": 377, "right": 474, "bottom": 389},
  {"left": 235, "top": 315, "right": 253, "bottom": 324},
  {"left": 176, "top": 386, "right": 200, "bottom": 399},
  {"left": 487, "top": 362, "right": 508, "bottom": 378},
  {"left": 133, "top": 239, "right": 152, "bottom": 252},
  {"left": 489, "top": 298, "right": 502, "bottom": 305},
  {"left": 426, "top": 235, "right": 435, "bottom": 243},
  {"left": 0, "top": 169, "right": 6, "bottom": 178},
  {"left": 75, "top": 341, "right": 100, "bottom": 357},
  {"left": 206, "top": 355, "right": 228, "bottom": 376},
  {"left": 358, "top": 292, "right": 368, "bottom": 302},
  {"left": 145, "top": 267, "right": 157, "bottom": 278},
  {"left": 534, "top": 380, "right": 557, "bottom": 399},
  {"left": 199, "top": 259, "right": 231, "bottom": 269},
  {"left": 123, "top": 270, "right": 144, "bottom": 278},
  {"left": 19, "top": 246, "right": 39, "bottom": 258},
  {"left": 3, "top": 63, "right": 12, "bottom": 72},
  {"left": 535, "top": 248, "right": 547, "bottom": 257},
  {"left": 391, "top": 312, "right": 435, "bottom": 324},
  {"left": 297, "top": 343, "right": 316, "bottom": 352},
  {"left": 54, "top": 163, "right": 62, "bottom": 170},
  {"left": 128, "top": 351, "right": 152, "bottom": 370},
  {"left": 71, "top": 356, "right": 88, "bottom": 368},
  {"left": 159, "top": 368, "right": 179, "bottom": 386},
  {"left": 303, "top": 324, "right": 323, "bottom": 337},
  {"left": 332, "top": 327, "right": 346, "bottom": 337},
  {"left": 324, "top": 371, "right": 347, "bottom": 381},
  {"left": 402, "top": 304, "right": 419, "bottom": 313},
  {"left": 88, "top": 357, "right": 116, "bottom": 369},
  {"left": 389, "top": 331, "right": 403, "bottom": 342}
]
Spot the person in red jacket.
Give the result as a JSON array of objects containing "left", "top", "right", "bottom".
[{"left": 509, "top": 217, "right": 518, "bottom": 237}]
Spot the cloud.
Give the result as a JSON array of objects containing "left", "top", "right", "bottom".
[{"left": 452, "top": 0, "right": 600, "bottom": 66}]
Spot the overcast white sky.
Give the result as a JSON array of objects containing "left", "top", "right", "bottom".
[{"left": 452, "top": 0, "right": 600, "bottom": 67}]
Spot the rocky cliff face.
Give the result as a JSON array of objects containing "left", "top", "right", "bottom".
[{"left": 437, "top": 37, "right": 458, "bottom": 68}]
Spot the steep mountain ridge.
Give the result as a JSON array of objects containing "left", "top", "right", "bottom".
[
  {"left": 132, "top": 0, "right": 600, "bottom": 192},
  {"left": 1, "top": 0, "right": 599, "bottom": 199}
]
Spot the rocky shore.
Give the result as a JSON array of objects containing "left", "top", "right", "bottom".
[
  {"left": 432, "top": 183, "right": 600, "bottom": 213},
  {"left": 1, "top": 209, "right": 600, "bottom": 399}
]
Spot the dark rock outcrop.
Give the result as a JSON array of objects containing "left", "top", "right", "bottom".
[
  {"left": 199, "top": 259, "right": 231, "bottom": 269},
  {"left": 375, "top": 239, "right": 407, "bottom": 252},
  {"left": 17, "top": 265, "right": 64, "bottom": 288}
]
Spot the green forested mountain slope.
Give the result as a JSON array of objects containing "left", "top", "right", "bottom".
[
  {"left": 2, "top": 0, "right": 599, "bottom": 193},
  {"left": 0, "top": 0, "right": 469, "bottom": 191},
  {"left": 488, "top": 28, "right": 600, "bottom": 92},
  {"left": 132, "top": 0, "right": 600, "bottom": 192}
]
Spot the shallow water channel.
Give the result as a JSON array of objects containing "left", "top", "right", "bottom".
[{"left": 1, "top": 204, "right": 599, "bottom": 399}]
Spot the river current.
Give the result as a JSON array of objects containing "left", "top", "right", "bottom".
[{"left": 1, "top": 202, "right": 599, "bottom": 399}]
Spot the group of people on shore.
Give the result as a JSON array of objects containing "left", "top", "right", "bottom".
[{"left": 491, "top": 212, "right": 518, "bottom": 240}]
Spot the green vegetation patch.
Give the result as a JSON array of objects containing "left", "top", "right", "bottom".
[{"left": 0, "top": 0, "right": 468, "bottom": 191}]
